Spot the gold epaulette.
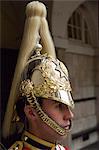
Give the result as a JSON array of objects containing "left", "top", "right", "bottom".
[{"left": 8, "top": 141, "right": 23, "bottom": 150}]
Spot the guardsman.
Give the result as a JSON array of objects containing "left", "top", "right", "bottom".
[{"left": 2, "top": 1, "right": 74, "bottom": 150}]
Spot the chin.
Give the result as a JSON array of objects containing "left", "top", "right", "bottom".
[
  {"left": 53, "top": 131, "right": 68, "bottom": 142},
  {"left": 55, "top": 134, "right": 68, "bottom": 144},
  {"left": 58, "top": 134, "right": 67, "bottom": 139}
]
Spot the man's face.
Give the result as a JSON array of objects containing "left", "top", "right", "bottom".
[
  {"left": 42, "top": 99, "right": 74, "bottom": 129},
  {"left": 34, "top": 99, "right": 74, "bottom": 142},
  {"left": 25, "top": 98, "right": 74, "bottom": 143}
]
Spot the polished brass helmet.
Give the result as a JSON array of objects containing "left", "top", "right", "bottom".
[
  {"left": 2, "top": 1, "right": 74, "bottom": 138},
  {"left": 21, "top": 51, "right": 74, "bottom": 108}
]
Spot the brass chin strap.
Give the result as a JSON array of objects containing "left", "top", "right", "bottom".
[{"left": 20, "top": 79, "right": 71, "bottom": 136}]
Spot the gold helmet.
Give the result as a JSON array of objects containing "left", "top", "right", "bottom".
[{"left": 2, "top": 1, "right": 74, "bottom": 138}]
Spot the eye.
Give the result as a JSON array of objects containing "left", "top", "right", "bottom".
[
  {"left": 56, "top": 103, "right": 64, "bottom": 110},
  {"left": 55, "top": 102, "right": 69, "bottom": 112},
  {"left": 58, "top": 103, "right": 63, "bottom": 109}
]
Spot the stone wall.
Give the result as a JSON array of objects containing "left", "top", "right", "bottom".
[{"left": 57, "top": 48, "right": 98, "bottom": 149}]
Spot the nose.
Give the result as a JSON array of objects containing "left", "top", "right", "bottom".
[{"left": 63, "top": 106, "right": 74, "bottom": 120}]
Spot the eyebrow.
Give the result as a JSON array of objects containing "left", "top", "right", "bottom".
[
  {"left": 51, "top": 100, "right": 60, "bottom": 105},
  {"left": 52, "top": 100, "right": 69, "bottom": 108},
  {"left": 45, "top": 98, "right": 61, "bottom": 105}
]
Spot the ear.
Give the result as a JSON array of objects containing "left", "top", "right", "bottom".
[{"left": 24, "top": 105, "right": 37, "bottom": 120}]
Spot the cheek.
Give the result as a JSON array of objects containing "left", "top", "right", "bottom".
[
  {"left": 52, "top": 113, "right": 63, "bottom": 123},
  {"left": 44, "top": 108, "right": 63, "bottom": 123},
  {"left": 42, "top": 101, "right": 64, "bottom": 124}
]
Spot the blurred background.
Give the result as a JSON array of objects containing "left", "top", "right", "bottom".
[{"left": 1, "top": 0, "right": 99, "bottom": 149}]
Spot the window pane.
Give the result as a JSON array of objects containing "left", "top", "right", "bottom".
[
  {"left": 68, "top": 26, "right": 72, "bottom": 38},
  {"left": 85, "top": 30, "right": 88, "bottom": 43},
  {"left": 73, "top": 27, "right": 77, "bottom": 39},
  {"left": 77, "top": 28, "right": 82, "bottom": 40},
  {"left": 68, "top": 18, "right": 73, "bottom": 25},
  {"left": 76, "top": 12, "right": 81, "bottom": 27},
  {"left": 88, "top": 33, "right": 91, "bottom": 44},
  {"left": 84, "top": 20, "right": 88, "bottom": 29},
  {"left": 73, "top": 12, "right": 76, "bottom": 26}
]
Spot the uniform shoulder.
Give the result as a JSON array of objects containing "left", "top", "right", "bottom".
[{"left": 8, "top": 141, "right": 23, "bottom": 150}]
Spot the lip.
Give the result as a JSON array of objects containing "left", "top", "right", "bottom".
[
  {"left": 64, "top": 120, "right": 72, "bottom": 130},
  {"left": 64, "top": 125, "right": 70, "bottom": 130}
]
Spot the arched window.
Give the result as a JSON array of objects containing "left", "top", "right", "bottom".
[{"left": 67, "top": 10, "right": 91, "bottom": 44}]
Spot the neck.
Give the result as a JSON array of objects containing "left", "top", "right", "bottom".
[
  {"left": 28, "top": 128, "right": 57, "bottom": 144},
  {"left": 28, "top": 123, "right": 59, "bottom": 143}
]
